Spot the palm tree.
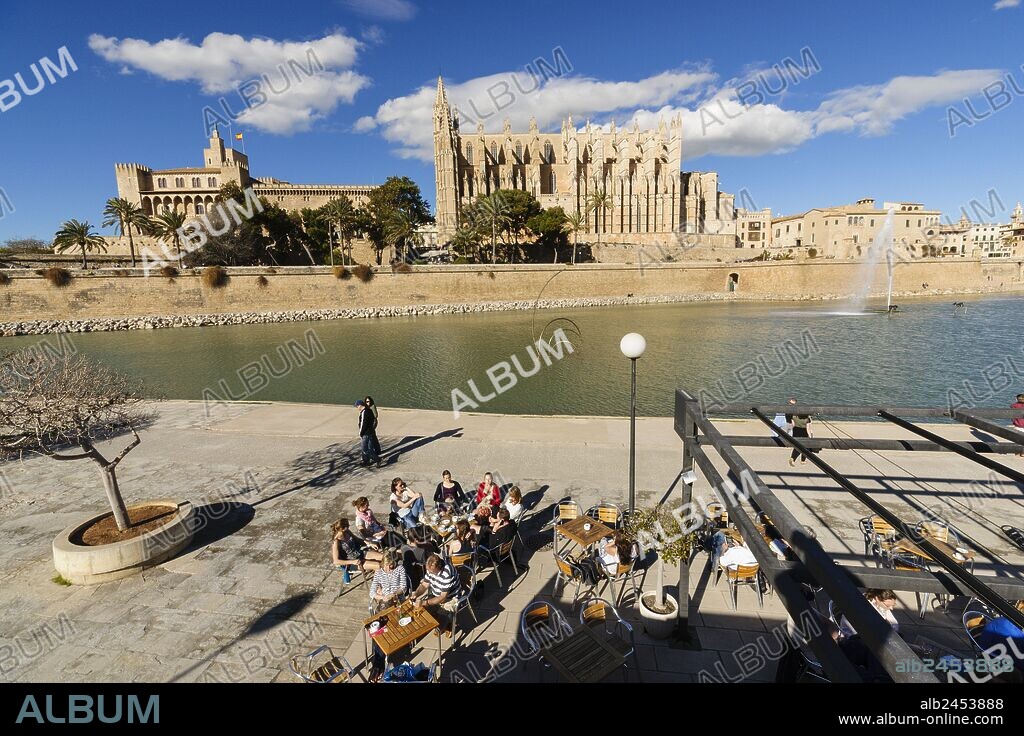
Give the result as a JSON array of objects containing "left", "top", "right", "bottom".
[
  {"left": 150, "top": 210, "right": 188, "bottom": 268},
  {"left": 385, "top": 210, "right": 423, "bottom": 264},
  {"left": 476, "top": 193, "right": 510, "bottom": 263},
  {"left": 53, "top": 219, "right": 107, "bottom": 269},
  {"left": 564, "top": 211, "right": 586, "bottom": 265},
  {"left": 101, "top": 198, "right": 150, "bottom": 268},
  {"left": 449, "top": 225, "right": 481, "bottom": 261},
  {"left": 587, "top": 190, "right": 612, "bottom": 244},
  {"left": 322, "top": 196, "right": 358, "bottom": 266}
]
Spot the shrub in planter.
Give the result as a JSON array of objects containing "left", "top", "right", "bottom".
[
  {"left": 623, "top": 505, "right": 698, "bottom": 638},
  {"left": 256, "top": 275, "right": 269, "bottom": 288},
  {"left": 352, "top": 264, "right": 373, "bottom": 283},
  {"left": 395, "top": 262, "right": 413, "bottom": 274},
  {"left": 39, "top": 267, "right": 72, "bottom": 288},
  {"left": 160, "top": 265, "right": 178, "bottom": 280},
  {"left": 201, "top": 265, "right": 229, "bottom": 288},
  {"left": 333, "top": 265, "right": 352, "bottom": 280}
]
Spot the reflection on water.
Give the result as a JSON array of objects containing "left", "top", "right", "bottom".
[{"left": 2, "top": 294, "right": 1021, "bottom": 417}]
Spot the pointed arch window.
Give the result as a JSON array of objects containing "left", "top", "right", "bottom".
[
  {"left": 550, "top": 171, "right": 557, "bottom": 193},
  {"left": 515, "top": 142, "right": 523, "bottom": 162},
  {"left": 465, "top": 143, "right": 473, "bottom": 165},
  {"left": 490, "top": 142, "right": 498, "bottom": 162},
  {"left": 544, "top": 142, "right": 553, "bottom": 163}
]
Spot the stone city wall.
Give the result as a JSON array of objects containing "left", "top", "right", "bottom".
[{"left": 1, "top": 258, "right": 1021, "bottom": 332}]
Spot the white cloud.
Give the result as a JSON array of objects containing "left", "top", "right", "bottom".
[
  {"left": 994, "top": 0, "right": 1020, "bottom": 10},
  {"left": 342, "top": 0, "right": 416, "bottom": 21},
  {"left": 88, "top": 32, "right": 371, "bottom": 134},
  {"left": 359, "top": 66, "right": 1006, "bottom": 162}
]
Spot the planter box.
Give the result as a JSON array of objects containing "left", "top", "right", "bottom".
[{"left": 52, "top": 500, "right": 196, "bottom": 585}]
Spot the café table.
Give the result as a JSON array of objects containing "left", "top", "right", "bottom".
[
  {"left": 883, "top": 533, "right": 976, "bottom": 618},
  {"left": 540, "top": 625, "right": 626, "bottom": 683},
  {"left": 556, "top": 516, "right": 614, "bottom": 554},
  {"left": 362, "top": 600, "right": 442, "bottom": 673}
]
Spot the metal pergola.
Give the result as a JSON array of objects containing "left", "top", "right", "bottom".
[{"left": 672, "top": 389, "right": 1024, "bottom": 683}]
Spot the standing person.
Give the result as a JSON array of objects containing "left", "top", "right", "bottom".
[
  {"left": 475, "top": 472, "right": 501, "bottom": 511},
  {"left": 364, "top": 396, "right": 382, "bottom": 459},
  {"left": 433, "top": 470, "right": 467, "bottom": 514},
  {"left": 785, "top": 398, "right": 812, "bottom": 467},
  {"left": 390, "top": 478, "right": 425, "bottom": 529},
  {"left": 1012, "top": 393, "right": 1024, "bottom": 457},
  {"left": 356, "top": 400, "right": 381, "bottom": 468}
]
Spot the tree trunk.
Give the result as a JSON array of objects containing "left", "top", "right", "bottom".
[
  {"left": 572, "top": 232, "right": 578, "bottom": 265},
  {"left": 81, "top": 244, "right": 88, "bottom": 269},
  {"left": 655, "top": 559, "right": 665, "bottom": 609},
  {"left": 99, "top": 462, "right": 131, "bottom": 532},
  {"left": 127, "top": 223, "right": 137, "bottom": 268},
  {"left": 176, "top": 239, "right": 182, "bottom": 269}
]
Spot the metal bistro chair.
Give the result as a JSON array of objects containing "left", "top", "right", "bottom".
[
  {"left": 916, "top": 520, "right": 960, "bottom": 547},
  {"left": 520, "top": 600, "right": 573, "bottom": 681},
  {"left": 480, "top": 538, "right": 521, "bottom": 587},
  {"left": 587, "top": 503, "right": 623, "bottom": 530},
  {"left": 963, "top": 607, "right": 991, "bottom": 655},
  {"left": 725, "top": 563, "right": 764, "bottom": 610},
  {"left": 331, "top": 561, "right": 368, "bottom": 599},
  {"left": 510, "top": 507, "right": 528, "bottom": 553},
  {"left": 452, "top": 564, "right": 479, "bottom": 636},
  {"left": 551, "top": 501, "right": 582, "bottom": 553},
  {"left": 599, "top": 555, "right": 642, "bottom": 608},
  {"left": 290, "top": 645, "right": 355, "bottom": 683},
  {"left": 553, "top": 552, "right": 595, "bottom": 609},
  {"left": 859, "top": 515, "right": 899, "bottom": 564},
  {"left": 579, "top": 598, "right": 638, "bottom": 681}
]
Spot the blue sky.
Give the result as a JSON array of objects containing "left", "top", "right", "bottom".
[{"left": 1, "top": 0, "right": 1022, "bottom": 241}]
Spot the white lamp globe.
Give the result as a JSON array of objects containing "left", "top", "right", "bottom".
[{"left": 620, "top": 333, "right": 647, "bottom": 359}]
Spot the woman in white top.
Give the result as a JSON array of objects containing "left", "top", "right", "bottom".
[
  {"left": 839, "top": 588, "right": 899, "bottom": 638},
  {"left": 502, "top": 486, "right": 524, "bottom": 522}
]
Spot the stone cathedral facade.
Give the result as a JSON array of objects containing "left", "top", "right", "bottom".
[{"left": 432, "top": 77, "right": 736, "bottom": 245}]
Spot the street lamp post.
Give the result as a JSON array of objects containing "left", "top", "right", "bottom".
[{"left": 619, "top": 333, "right": 646, "bottom": 514}]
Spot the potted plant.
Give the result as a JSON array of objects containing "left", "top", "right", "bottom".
[{"left": 624, "top": 505, "right": 697, "bottom": 640}]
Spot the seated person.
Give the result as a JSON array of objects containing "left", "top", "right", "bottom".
[
  {"left": 445, "top": 519, "right": 477, "bottom": 557},
  {"left": 502, "top": 486, "right": 524, "bottom": 521},
  {"left": 399, "top": 527, "right": 435, "bottom": 587},
  {"left": 598, "top": 531, "right": 635, "bottom": 574},
  {"left": 368, "top": 549, "right": 408, "bottom": 611},
  {"left": 331, "top": 518, "right": 382, "bottom": 583},
  {"left": 839, "top": 589, "right": 899, "bottom": 639},
  {"left": 718, "top": 537, "right": 758, "bottom": 570},
  {"left": 757, "top": 514, "right": 793, "bottom": 561},
  {"left": 390, "top": 478, "right": 425, "bottom": 529},
  {"left": 474, "top": 472, "right": 502, "bottom": 511},
  {"left": 470, "top": 505, "right": 493, "bottom": 549},
  {"left": 351, "top": 496, "right": 388, "bottom": 545},
  {"left": 976, "top": 602, "right": 1024, "bottom": 667},
  {"left": 411, "top": 554, "right": 461, "bottom": 637},
  {"left": 489, "top": 508, "right": 518, "bottom": 548},
  {"left": 433, "top": 470, "right": 466, "bottom": 513}
]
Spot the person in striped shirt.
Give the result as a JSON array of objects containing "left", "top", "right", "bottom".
[
  {"left": 369, "top": 549, "right": 408, "bottom": 610},
  {"left": 411, "top": 554, "right": 461, "bottom": 636}
]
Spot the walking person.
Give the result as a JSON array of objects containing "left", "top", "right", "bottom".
[
  {"left": 785, "top": 398, "right": 812, "bottom": 467},
  {"left": 365, "top": 396, "right": 383, "bottom": 459},
  {"left": 356, "top": 399, "right": 381, "bottom": 468},
  {"left": 1012, "top": 393, "right": 1024, "bottom": 457}
]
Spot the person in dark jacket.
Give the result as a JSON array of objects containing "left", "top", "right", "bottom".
[
  {"left": 356, "top": 400, "right": 381, "bottom": 467},
  {"left": 364, "top": 396, "right": 383, "bottom": 458}
]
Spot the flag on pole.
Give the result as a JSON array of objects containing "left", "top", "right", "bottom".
[{"left": 235, "top": 133, "right": 244, "bottom": 140}]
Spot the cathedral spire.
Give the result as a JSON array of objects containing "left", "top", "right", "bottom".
[{"left": 435, "top": 75, "right": 448, "bottom": 108}]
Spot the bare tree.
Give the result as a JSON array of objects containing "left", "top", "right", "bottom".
[{"left": 0, "top": 352, "right": 150, "bottom": 532}]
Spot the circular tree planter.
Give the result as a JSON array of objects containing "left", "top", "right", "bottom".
[
  {"left": 638, "top": 592, "right": 679, "bottom": 640},
  {"left": 52, "top": 500, "right": 196, "bottom": 585}
]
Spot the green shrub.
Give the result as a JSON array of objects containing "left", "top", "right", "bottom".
[
  {"left": 160, "top": 265, "right": 178, "bottom": 280},
  {"left": 0, "top": 272, "right": 10, "bottom": 286},
  {"left": 201, "top": 265, "right": 229, "bottom": 288},
  {"left": 333, "top": 265, "right": 352, "bottom": 280},
  {"left": 51, "top": 574, "right": 72, "bottom": 586},
  {"left": 807, "top": 248, "right": 818, "bottom": 258},
  {"left": 352, "top": 264, "right": 373, "bottom": 282},
  {"left": 39, "top": 267, "right": 72, "bottom": 288},
  {"left": 453, "top": 256, "right": 470, "bottom": 264}
]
